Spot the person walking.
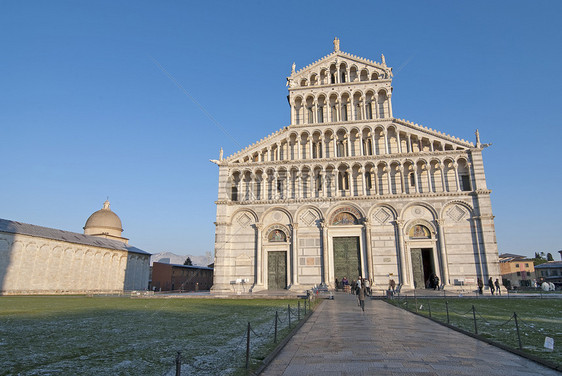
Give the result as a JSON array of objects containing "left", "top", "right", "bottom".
[
  {"left": 488, "top": 277, "right": 495, "bottom": 295},
  {"left": 494, "top": 278, "right": 501, "bottom": 296},
  {"left": 358, "top": 278, "right": 367, "bottom": 312},
  {"left": 364, "top": 278, "right": 371, "bottom": 297},
  {"left": 356, "top": 277, "right": 362, "bottom": 305}
]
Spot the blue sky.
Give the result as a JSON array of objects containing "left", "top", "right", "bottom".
[{"left": 1, "top": 1, "right": 561, "bottom": 259}]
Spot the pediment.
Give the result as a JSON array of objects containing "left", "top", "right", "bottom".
[{"left": 288, "top": 51, "right": 392, "bottom": 87}]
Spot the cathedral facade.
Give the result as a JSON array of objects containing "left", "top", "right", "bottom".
[{"left": 211, "top": 40, "right": 499, "bottom": 293}]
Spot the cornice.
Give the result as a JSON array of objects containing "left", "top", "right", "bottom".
[
  {"left": 394, "top": 118, "right": 474, "bottom": 147},
  {"left": 224, "top": 149, "right": 471, "bottom": 169},
  {"left": 215, "top": 190, "right": 476, "bottom": 206},
  {"left": 290, "top": 51, "right": 389, "bottom": 78}
]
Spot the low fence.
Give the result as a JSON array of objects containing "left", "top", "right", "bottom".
[
  {"left": 165, "top": 298, "right": 317, "bottom": 375},
  {"left": 387, "top": 295, "right": 561, "bottom": 370}
]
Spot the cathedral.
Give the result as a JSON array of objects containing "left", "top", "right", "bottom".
[{"left": 211, "top": 39, "right": 500, "bottom": 293}]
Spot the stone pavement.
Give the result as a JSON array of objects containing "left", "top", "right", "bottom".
[{"left": 261, "top": 292, "right": 560, "bottom": 376}]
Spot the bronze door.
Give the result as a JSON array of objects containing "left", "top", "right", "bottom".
[
  {"left": 268, "top": 251, "right": 287, "bottom": 290},
  {"left": 333, "top": 237, "right": 361, "bottom": 281}
]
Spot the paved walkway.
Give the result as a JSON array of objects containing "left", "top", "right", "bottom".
[{"left": 261, "top": 293, "right": 560, "bottom": 375}]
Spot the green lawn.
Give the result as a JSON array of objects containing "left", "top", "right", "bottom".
[
  {"left": 0, "top": 296, "right": 310, "bottom": 376},
  {"left": 387, "top": 296, "right": 562, "bottom": 367}
]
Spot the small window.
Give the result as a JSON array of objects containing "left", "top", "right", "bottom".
[
  {"left": 231, "top": 186, "right": 238, "bottom": 201},
  {"left": 317, "top": 106, "right": 324, "bottom": 123},
  {"left": 366, "top": 103, "right": 372, "bottom": 119},
  {"left": 341, "top": 104, "right": 348, "bottom": 121},
  {"left": 525, "top": 263, "right": 529, "bottom": 267},
  {"left": 515, "top": 264, "right": 519, "bottom": 268},
  {"left": 307, "top": 107, "right": 313, "bottom": 123},
  {"left": 366, "top": 172, "right": 372, "bottom": 189},
  {"left": 409, "top": 173, "right": 415, "bottom": 187},
  {"left": 516, "top": 271, "right": 521, "bottom": 276}
]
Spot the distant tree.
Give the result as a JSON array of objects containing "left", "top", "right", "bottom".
[
  {"left": 184, "top": 257, "right": 193, "bottom": 266},
  {"left": 547, "top": 253, "right": 554, "bottom": 261},
  {"left": 534, "top": 252, "right": 543, "bottom": 260}
]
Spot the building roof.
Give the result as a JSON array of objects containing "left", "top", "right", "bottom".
[
  {"left": 153, "top": 261, "right": 213, "bottom": 270},
  {"left": 0, "top": 218, "right": 150, "bottom": 255},
  {"left": 498, "top": 253, "right": 530, "bottom": 262},
  {"left": 535, "top": 261, "right": 562, "bottom": 269}
]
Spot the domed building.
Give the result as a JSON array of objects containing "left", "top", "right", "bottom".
[
  {"left": 0, "top": 200, "right": 150, "bottom": 295},
  {"left": 84, "top": 200, "right": 128, "bottom": 244}
]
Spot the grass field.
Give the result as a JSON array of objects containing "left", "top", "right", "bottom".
[
  {"left": 0, "top": 296, "right": 308, "bottom": 376},
  {"left": 387, "top": 296, "right": 562, "bottom": 367}
]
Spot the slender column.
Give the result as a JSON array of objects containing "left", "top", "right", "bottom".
[
  {"left": 438, "top": 164, "right": 445, "bottom": 192},
  {"left": 295, "top": 172, "right": 301, "bottom": 199},
  {"left": 291, "top": 223, "right": 299, "bottom": 285},
  {"left": 364, "top": 219, "right": 374, "bottom": 282},
  {"left": 436, "top": 219, "right": 450, "bottom": 285},
  {"left": 406, "top": 133, "right": 414, "bottom": 153},
  {"left": 386, "top": 166, "right": 392, "bottom": 194},
  {"left": 331, "top": 130, "right": 337, "bottom": 157},
  {"left": 395, "top": 220, "right": 407, "bottom": 286},
  {"left": 426, "top": 165, "right": 433, "bottom": 193},
  {"left": 453, "top": 162, "right": 461, "bottom": 192},
  {"left": 430, "top": 140, "right": 434, "bottom": 152},
  {"left": 396, "top": 166, "right": 404, "bottom": 194},
  {"left": 374, "top": 98, "right": 379, "bottom": 118},
  {"left": 255, "top": 223, "right": 263, "bottom": 285},
  {"left": 472, "top": 216, "right": 485, "bottom": 278},
  {"left": 387, "top": 93, "right": 393, "bottom": 118},
  {"left": 397, "top": 132, "right": 402, "bottom": 154},
  {"left": 321, "top": 168, "right": 327, "bottom": 197},
  {"left": 383, "top": 129, "right": 389, "bottom": 154},
  {"left": 359, "top": 167, "right": 366, "bottom": 196},
  {"left": 413, "top": 166, "right": 420, "bottom": 193}
]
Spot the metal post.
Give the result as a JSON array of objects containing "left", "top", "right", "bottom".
[
  {"left": 288, "top": 304, "right": 291, "bottom": 328},
  {"left": 298, "top": 301, "right": 301, "bottom": 321},
  {"left": 274, "top": 311, "right": 278, "bottom": 343},
  {"left": 304, "top": 299, "right": 307, "bottom": 315},
  {"left": 472, "top": 305, "right": 478, "bottom": 334},
  {"left": 175, "top": 351, "right": 181, "bottom": 376},
  {"left": 445, "top": 301, "right": 450, "bottom": 324},
  {"left": 514, "top": 312, "right": 522, "bottom": 350},
  {"left": 246, "top": 322, "right": 251, "bottom": 369}
]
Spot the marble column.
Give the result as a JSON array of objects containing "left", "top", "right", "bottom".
[
  {"left": 255, "top": 223, "right": 263, "bottom": 285},
  {"left": 364, "top": 218, "right": 374, "bottom": 282},
  {"left": 396, "top": 220, "right": 407, "bottom": 286},
  {"left": 291, "top": 223, "right": 299, "bottom": 286},
  {"left": 436, "top": 219, "right": 450, "bottom": 285}
]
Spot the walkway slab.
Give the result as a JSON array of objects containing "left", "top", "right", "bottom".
[{"left": 261, "top": 293, "right": 559, "bottom": 375}]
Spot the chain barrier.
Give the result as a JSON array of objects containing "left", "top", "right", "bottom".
[{"left": 167, "top": 299, "right": 316, "bottom": 375}]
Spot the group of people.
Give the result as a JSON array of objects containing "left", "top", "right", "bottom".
[
  {"left": 477, "top": 277, "right": 502, "bottom": 295},
  {"left": 335, "top": 276, "right": 370, "bottom": 311}
]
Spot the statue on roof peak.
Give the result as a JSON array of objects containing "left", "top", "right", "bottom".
[
  {"left": 291, "top": 62, "right": 296, "bottom": 74},
  {"left": 381, "top": 54, "right": 386, "bottom": 66},
  {"left": 333, "top": 37, "right": 340, "bottom": 52}
]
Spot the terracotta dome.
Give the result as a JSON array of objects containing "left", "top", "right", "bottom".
[{"left": 84, "top": 200, "right": 123, "bottom": 238}]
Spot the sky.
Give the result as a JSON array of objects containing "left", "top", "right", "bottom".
[{"left": 1, "top": 1, "right": 561, "bottom": 259}]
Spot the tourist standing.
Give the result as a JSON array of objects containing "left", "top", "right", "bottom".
[
  {"left": 494, "top": 278, "right": 501, "bottom": 296},
  {"left": 389, "top": 279, "right": 396, "bottom": 293},
  {"left": 477, "top": 278, "right": 483, "bottom": 295},
  {"left": 364, "top": 278, "right": 371, "bottom": 297}
]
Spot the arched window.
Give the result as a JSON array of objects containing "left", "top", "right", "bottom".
[
  {"left": 331, "top": 106, "right": 337, "bottom": 122},
  {"left": 331, "top": 211, "right": 357, "bottom": 225},
  {"left": 365, "top": 171, "right": 372, "bottom": 189},
  {"left": 268, "top": 229, "right": 287, "bottom": 242},
  {"left": 331, "top": 73, "right": 336, "bottom": 84},
  {"left": 317, "top": 105, "right": 324, "bottom": 123},
  {"left": 338, "top": 171, "right": 349, "bottom": 190},
  {"left": 341, "top": 104, "right": 348, "bottom": 121},
  {"left": 316, "top": 174, "right": 323, "bottom": 191},
  {"left": 307, "top": 107, "right": 314, "bottom": 123}
]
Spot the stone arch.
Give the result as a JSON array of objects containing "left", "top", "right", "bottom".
[
  {"left": 400, "top": 201, "right": 438, "bottom": 221},
  {"left": 230, "top": 208, "right": 259, "bottom": 226},
  {"left": 440, "top": 200, "right": 474, "bottom": 221},
  {"left": 261, "top": 206, "right": 294, "bottom": 225},
  {"left": 264, "top": 223, "right": 292, "bottom": 242},
  {"left": 295, "top": 205, "right": 324, "bottom": 227},
  {"left": 404, "top": 219, "right": 437, "bottom": 238},
  {"left": 327, "top": 203, "right": 365, "bottom": 225},
  {"left": 368, "top": 203, "right": 398, "bottom": 225}
]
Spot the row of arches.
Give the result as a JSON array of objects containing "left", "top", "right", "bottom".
[
  {"left": 292, "top": 89, "right": 391, "bottom": 125},
  {"left": 297, "top": 61, "right": 389, "bottom": 88},
  {"left": 237, "top": 125, "right": 465, "bottom": 164},
  {"left": 229, "top": 157, "right": 472, "bottom": 201}
]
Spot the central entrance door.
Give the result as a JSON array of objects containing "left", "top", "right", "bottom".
[
  {"left": 333, "top": 237, "right": 361, "bottom": 282},
  {"left": 268, "top": 251, "right": 287, "bottom": 290},
  {"left": 411, "top": 248, "right": 434, "bottom": 288}
]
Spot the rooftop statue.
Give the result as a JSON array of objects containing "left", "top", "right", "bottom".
[{"left": 333, "top": 37, "right": 340, "bottom": 52}]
